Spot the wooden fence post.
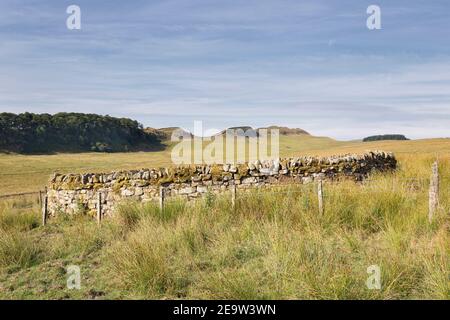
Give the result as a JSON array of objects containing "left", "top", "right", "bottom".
[
  {"left": 159, "top": 186, "right": 165, "bottom": 211},
  {"left": 38, "top": 190, "right": 42, "bottom": 206},
  {"left": 318, "top": 179, "right": 324, "bottom": 215},
  {"left": 428, "top": 161, "right": 439, "bottom": 223},
  {"left": 97, "top": 192, "right": 102, "bottom": 225},
  {"left": 42, "top": 188, "right": 48, "bottom": 226},
  {"left": 231, "top": 184, "right": 236, "bottom": 211}
]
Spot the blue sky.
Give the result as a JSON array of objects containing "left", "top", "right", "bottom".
[{"left": 0, "top": 0, "right": 449, "bottom": 139}]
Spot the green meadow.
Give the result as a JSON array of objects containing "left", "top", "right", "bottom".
[{"left": 0, "top": 136, "right": 448, "bottom": 299}]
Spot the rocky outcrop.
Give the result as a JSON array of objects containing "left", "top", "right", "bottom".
[
  {"left": 257, "top": 126, "right": 310, "bottom": 135},
  {"left": 47, "top": 151, "right": 396, "bottom": 217}
]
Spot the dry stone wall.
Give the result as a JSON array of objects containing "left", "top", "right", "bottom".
[{"left": 47, "top": 151, "right": 396, "bottom": 217}]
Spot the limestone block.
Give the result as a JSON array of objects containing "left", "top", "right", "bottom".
[
  {"left": 121, "top": 189, "right": 134, "bottom": 197},
  {"left": 135, "top": 187, "right": 144, "bottom": 196},
  {"left": 242, "top": 177, "right": 257, "bottom": 184},
  {"left": 302, "top": 177, "right": 313, "bottom": 184},
  {"left": 179, "top": 186, "right": 196, "bottom": 194}
]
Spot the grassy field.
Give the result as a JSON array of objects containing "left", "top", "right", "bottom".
[
  {"left": 0, "top": 135, "right": 449, "bottom": 195},
  {"left": 0, "top": 136, "right": 449, "bottom": 299}
]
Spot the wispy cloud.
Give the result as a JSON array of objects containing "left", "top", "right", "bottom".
[{"left": 0, "top": 0, "right": 449, "bottom": 139}]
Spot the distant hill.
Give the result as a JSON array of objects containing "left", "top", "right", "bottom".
[
  {"left": 214, "top": 126, "right": 258, "bottom": 137},
  {"left": 145, "top": 127, "right": 193, "bottom": 141},
  {"left": 363, "top": 134, "right": 409, "bottom": 142},
  {"left": 0, "top": 112, "right": 163, "bottom": 154},
  {"left": 213, "top": 126, "right": 310, "bottom": 138},
  {"left": 258, "top": 126, "right": 310, "bottom": 135},
  {"left": 149, "top": 126, "right": 261, "bottom": 140}
]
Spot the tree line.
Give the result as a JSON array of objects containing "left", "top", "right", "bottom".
[
  {"left": 363, "top": 134, "right": 409, "bottom": 142},
  {"left": 0, "top": 112, "right": 162, "bottom": 153}
]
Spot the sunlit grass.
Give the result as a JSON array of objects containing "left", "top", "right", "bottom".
[
  {"left": 1, "top": 136, "right": 449, "bottom": 195},
  {"left": 0, "top": 143, "right": 448, "bottom": 299}
]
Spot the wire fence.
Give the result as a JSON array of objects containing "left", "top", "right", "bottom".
[
  {"left": 0, "top": 191, "right": 41, "bottom": 200},
  {"left": 1, "top": 164, "right": 448, "bottom": 226},
  {"left": 0, "top": 177, "right": 448, "bottom": 200}
]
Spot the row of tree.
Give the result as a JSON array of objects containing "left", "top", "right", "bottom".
[
  {"left": 0, "top": 112, "right": 162, "bottom": 153},
  {"left": 363, "top": 134, "right": 409, "bottom": 142}
]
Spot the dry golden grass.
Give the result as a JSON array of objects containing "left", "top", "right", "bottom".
[
  {"left": 0, "top": 147, "right": 448, "bottom": 299},
  {"left": 0, "top": 136, "right": 448, "bottom": 195}
]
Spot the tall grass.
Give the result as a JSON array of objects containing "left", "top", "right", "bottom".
[
  {"left": 0, "top": 197, "right": 40, "bottom": 231},
  {"left": 0, "top": 229, "right": 41, "bottom": 271},
  {"left": 106, "top": 156, "right": 449, "bottom": 299},
  {"left": 0, "top": 196, "right": 41, "bottom": 272},
  {"left": 0, "top": 154, "right": 448, "bottom": 299}
]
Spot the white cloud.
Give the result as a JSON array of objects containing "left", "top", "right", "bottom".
[{"left": 0, "top": 0, "right": 449, "bottom": 139}]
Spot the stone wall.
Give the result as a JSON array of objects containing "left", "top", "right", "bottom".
[{"left": 47, "top": 151, "right": 396, "bottom": 217}]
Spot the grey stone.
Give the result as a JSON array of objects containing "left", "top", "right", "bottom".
[
  {"left": 135, "top": 187, "right": 144, "bottom": 196},
  {"left": 242, "top": 177, "right": 257, "bottom": 184},
  {"left": 302, "top": 177, "right": 313, "bottom": 184},
  {"left": 121, "top": 189, "right": 134, "bottom": 197},
  {"left": 179, "top": 187, "right": 196, "bottom": 194}
]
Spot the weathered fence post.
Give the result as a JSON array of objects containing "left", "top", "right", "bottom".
[
  {"left": 38, "top": 190, "right": 42, "bottom": 206},
  {"left": 159, "top": 186, "right": 165, "bottom": 211},
  {"left": 318, "top": 179, "right": 324, "bottom": 215},
  {"left": 428, "top": 161, "right": 439, "bottom": 223},
  {"left": 231, "top": 184, "right": 237, "bottom": 211},
  {"left": 42, "top": 188, "right": 48, "bottom": 226},
  {"left": 97, "top": 192, "right": 102, "bottom": 225}
]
